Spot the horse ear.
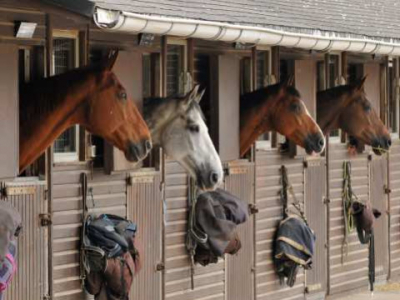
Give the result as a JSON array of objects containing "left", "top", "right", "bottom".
[
  {"left": 355, "top": 75, "right": 367, "bottom": 91},
  {"left": 103, "top": 50, "right": 119, "bottom": 71},
  {"left": 282, "top": 76, "right": 294, "bottom": 87},
  {"left": 180, "top": 85, "right": 200, "bottom": 110},
  {"left": 195, "top": 88, "right": 206, "bottom": 103}
]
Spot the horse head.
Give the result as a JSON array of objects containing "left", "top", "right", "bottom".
[
  {"left": 85, "top": 51, "right": 152, "bottom": 162},
  {"left": 145, "top": 86, "right": 223, "bottom": 190},
  {"left": 318, "top": 77, "right": 391, "bottom": 156},
  {"left": 240, "top": 79, "right": 325, "bottom": 156}
]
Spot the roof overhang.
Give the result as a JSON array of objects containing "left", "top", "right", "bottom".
[
  {"left": 94, "top": 7, "right": 400, "bottom": 56},
  {"left": 41, "top": 0, "right": 95, "bottom": 18}
]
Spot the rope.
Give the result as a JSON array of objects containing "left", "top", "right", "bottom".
[
  {"left": 369, "top": 230, "right": 375, "bottom": 292},
  {"left": 341, "top": 161, "right": 356, "bottom": 262},
  {"left": 185, "top": 178, "right": 208, "bottom": 290},
  {"left": 280, "top": 166, "right": 308, "bottom": 225}
]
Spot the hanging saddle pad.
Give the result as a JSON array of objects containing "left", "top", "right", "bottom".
[
  {"left": 274, "top": 215, "right": 315, "bottom": 269},
  {"left": 195, "top": 188, "right": 249, "bottom": 257}
]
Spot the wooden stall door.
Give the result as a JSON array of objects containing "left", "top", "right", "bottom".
[
  {"left": 128, "top": 171, "right": 163, "bottom": 300},
  {"left": 370, "top": 156, "right": 389, "bottom": 280},
  {"left": 2, "top": 181, "right": 48, "bottom": 300},
  {"left": 217, "top": 55, "right": 240, "bottom": 162},
  {"left": 304, "top": 158, "right": 327, "bottom": 299},
  {"left": 0, "top": 44, "right": 19, "bottom": 179},
  {"left": 225, "top": 161, "right": 255, "bottom": 300}
]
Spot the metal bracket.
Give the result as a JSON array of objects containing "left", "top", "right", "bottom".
[
  {"left": 384, "top": 185, "right": 392, "bottom": 194},
  {"left": 6, "top": 186, "right": 36, "bottom": 196},
  {"left": 39, "top": 213, "right": 52, "bottom": 227},
  {"left": 248, "top": 204, "right": 259, "bottom": 215},
  {"left": 156, "top": 263, "right": 165, "bottom": 271},
  {"left": 324, "top": 197, "right": 331, "bottom": 204},
  {"left": 303, "top": 161, "right": 309, "bottom": 168}
]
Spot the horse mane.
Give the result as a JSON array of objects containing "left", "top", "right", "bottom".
[
  {"left": 240, "top": 83, "right": 301, "bottom": 113},
  {"left": 19, "top": 64, "right": 103, "bottom": 128},
  {"left": 317, "top": 84, "right": 354, "bottom": 102},
  {"left": 144, "top": 95, "right": 205, "bottom": 121}
]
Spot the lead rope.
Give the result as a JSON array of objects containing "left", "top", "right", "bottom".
[
  {"left": 369, "top": 230, "right": 375, "bottom": 293},
  {"left": 186, "top": 178, "right": 208, "bottom": 290},
  {"left": 280, "top": 166, "right": 308, "bottom": 224},
  {"left": 80, "top": 173, "right": 88, "bottom": 288},
  {"left": 342, "top": 161, "right": 356, "bottom": 263}
]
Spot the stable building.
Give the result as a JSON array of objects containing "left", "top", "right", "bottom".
[{"left": 0, "top": 1, "right": 400, "bottom": 300}]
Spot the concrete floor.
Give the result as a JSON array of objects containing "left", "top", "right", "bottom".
[
  {"left": 335, "top": 283, "right": 400, "bottom": 300},
  {"left": 336, "top": 291, "right": 400, "bottom": 300}
]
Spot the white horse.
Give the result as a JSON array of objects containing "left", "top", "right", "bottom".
[{"left": 144, "top": 85, "right": 223, "bottom": 190}]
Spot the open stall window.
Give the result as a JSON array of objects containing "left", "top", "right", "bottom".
[
  {"left": 18, "top": 46, "right": 46, "bottom": 177},
  {"left": 255, "top": 49, "right": 272, "bottom": 144},
  {"left": 317, "top": 54, "right": 342, "bottom": 141},
  {"left": 52, "top": 31, "right": 79, "bottom": 163}
]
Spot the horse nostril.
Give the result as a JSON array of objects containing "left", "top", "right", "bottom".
[
  {"left": 387, "top": 138, "right": 392, "bottom": 148},
  {"left": 318, "top": 137, "right": 325, "bottom": 148},
  {"left": 210, "top": 172, "right": 220, "bottom": 185},
  {"left": 145, "top": 140, "right": 152, "bottom": 151}
]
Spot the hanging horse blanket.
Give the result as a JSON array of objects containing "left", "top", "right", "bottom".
[
  {"left": 192, "top": 188, "right": 249, "bottom": 266},
  {"left": 274, "top": 215, "right": 315, "bottom": 287},
  {"left": 83, "top": 214, "right": 141, "bottom": 300}
]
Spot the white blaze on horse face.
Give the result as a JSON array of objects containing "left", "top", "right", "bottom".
[{"left": 161, "top": 103, "right": 223, "bottom": 190}]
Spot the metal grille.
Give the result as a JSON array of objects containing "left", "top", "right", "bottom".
[
  {"left": 167, "top": 45, "right": 184, "bottom": 97},
  {"left": 53, "top": 38, "right": 77, "bottom": 154}
]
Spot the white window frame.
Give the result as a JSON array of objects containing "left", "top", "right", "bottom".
[
  {"left": 388, "top": 57, "right": 400, "bottom": 139},
  {"left": 254, "top": 46, "right": 274, "bottom": 150},
  {"left": 326, "top": 52, "right": 342, "bottom": 144},
  {"left": 167, "top": 38, "right": 189, "bottom": 95},
  {"left": 52, "top": 30, "right": 80, "bottom": 163}
]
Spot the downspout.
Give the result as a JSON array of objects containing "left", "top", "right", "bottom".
[{"left": 94, "top": 7, "right": 400, "bottom": 55}]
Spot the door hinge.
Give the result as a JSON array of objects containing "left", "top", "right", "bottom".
[
  {"left": 324, "top": 197, "right": 331, "bottom": 204},
  {"left": 384, "top": 185, "right": 392, "bottom": 194},
  {"left": 156, "top": 263, "right": 165, "bottom": 271},
  {"left": 43, "top": 294, "right": 51, "bottom": 300},
  {"left": 248, "top": 204, "right": 259, "bottom": 215},
  {"left": 39, "top": 213, "right": 52, "bottom": 227}
]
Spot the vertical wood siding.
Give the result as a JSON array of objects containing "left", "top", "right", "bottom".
[
  {"left": 164, "top": 160, "right": 225, "bottom": 300},
  {"left": 128, "top": 172, "right": 163, "bottom": 300},
  {"left": 328, "top": 144, "right": 369, "bottom": 295},
  {"left": 52, "top": 164, "right": 127, "bottom": 300},
  {"left": 3, "top": 181, "right": 47, "bottom": 300},
  {"left": 225, "top": 161, "right": 255, "bottom": 300},
  {"left": 255, "top": 149, "right": 306, "bottom": 300},
  {"left": 390, "top": 141, "right": 400, "bottom": 277}
]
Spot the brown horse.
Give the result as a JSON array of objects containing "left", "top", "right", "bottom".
[
  {"left": 317, "top": 77, "right": 391, "bottom": 155},
  {"left": 19, "top": 52, "right": 151, "bottom": 173},
  {"left": 240, "top": 80, "right": 325, "bottom": 157}
]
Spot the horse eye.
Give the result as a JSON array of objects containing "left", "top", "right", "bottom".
[
  {"left": 363, "top": 103, "right": 371, "bottom": 112},
  {"left": 188, "top": 124, "right": 200, "bottom": 133},
  {"left": 289, "top": 102, "right": 301, "bottom": 113},
  {"left": 119, "top": 91, "right": 127, "bottom": 101}
]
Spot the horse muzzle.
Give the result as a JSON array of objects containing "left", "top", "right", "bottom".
[
  {"left": 371, "top": 136, "right": 391, "bottom": 155},
  {"left": 126, "top": 139, "right": 152, "bottom": 162},
  {"left": 304, "top": 133, "right": 325, "bottom": 154},
  {"left": 197, "top": 169, "right": 223, "bottom": 191}
]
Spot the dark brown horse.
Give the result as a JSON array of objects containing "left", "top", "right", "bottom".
[
  {"left": 19, "top": 52, "right": 151, "bottom": 173},
  {"left": 317, "top": 77, "right": 391, "bottom": 155},
  {"left": 240, "top": 80, "right": 325, "bottom": 157}
]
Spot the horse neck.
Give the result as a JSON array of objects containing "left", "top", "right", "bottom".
[
  {"left": 240, "top": 88, "right": 277, "bottom": 155},
  {"left": 19, "top": 73, "right": 93, "bottom": 172},
  {"left": 317, "top": 89, "right": 349, "bottom": 134}
]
